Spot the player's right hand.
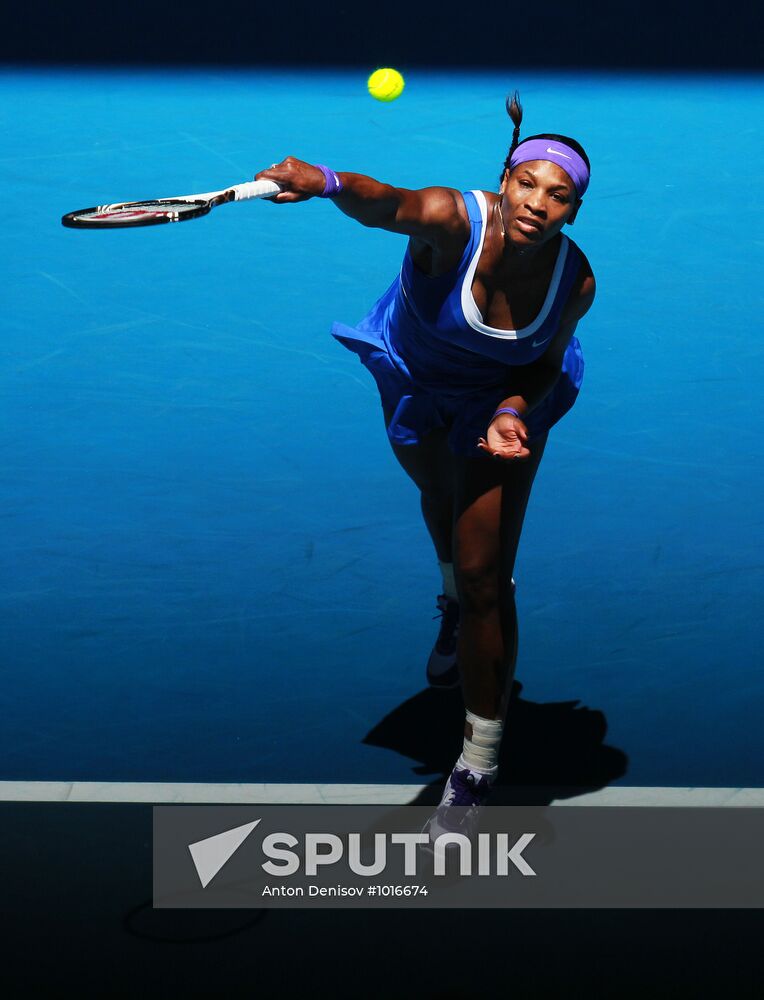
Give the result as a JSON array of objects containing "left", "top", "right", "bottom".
[
  {"left": 477, "top": 413, "right": 531, "bottom": 461},
  {"left": 255, "top": 157, "right": 327, "bottom": 202}
]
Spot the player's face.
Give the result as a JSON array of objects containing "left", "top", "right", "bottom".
[{"left": 500, "top": 160, "right": 580, "bottom": 245}]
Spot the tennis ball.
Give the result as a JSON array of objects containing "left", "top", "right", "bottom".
[{"left": 367, "top": 67, "right": 405, "bottom": 102}]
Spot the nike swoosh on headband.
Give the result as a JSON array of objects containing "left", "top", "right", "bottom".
[{"left": 509, "top": 139, "right": 590, "bottom": 197}]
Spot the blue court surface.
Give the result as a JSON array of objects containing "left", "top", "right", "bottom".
[
  {"left": 3, "top": 64, "right": 764, "bottom": 1000},
  {"left": 2, "top": 67, "right": 763, "bottom": 799}
]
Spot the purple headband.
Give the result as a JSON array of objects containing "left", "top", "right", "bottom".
[{"left": 509, "top": 139, "right": 589, "bottom": 198}]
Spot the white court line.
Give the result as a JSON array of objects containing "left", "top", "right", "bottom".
[{"left": 1, "top": 782, "right": 763, "bottom": 807}]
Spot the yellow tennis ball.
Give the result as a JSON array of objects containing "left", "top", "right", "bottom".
[{"left": 367, "top": 67, "right": 405, "bottom": 103}]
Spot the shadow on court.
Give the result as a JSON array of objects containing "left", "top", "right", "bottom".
[{"left": 364, "top": 680, "right": 628, "bottom": 805}]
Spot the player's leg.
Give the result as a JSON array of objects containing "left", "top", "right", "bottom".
[
  {"left": 383, "top": 407, "right": 454, "bottom": 563},
  {"left": 382, "top": 407, "right": 461, "bottom": 687},
  {"left": 454, "top": 432, "right": 548, "bottom": 721},
  {"left": 427, "top": 433, "right": 549, "bottom": 829}
]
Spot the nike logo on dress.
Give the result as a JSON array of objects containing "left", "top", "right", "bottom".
[
  {"left": 546, "top": 147, "right": 572, "bottom": 159},
  {"left": 532, "top": 336, "right": 551, "bottom": 347}
]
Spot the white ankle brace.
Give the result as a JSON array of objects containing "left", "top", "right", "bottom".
[{"left": 460, "top": 709, "right": 503, "bottom": 776}]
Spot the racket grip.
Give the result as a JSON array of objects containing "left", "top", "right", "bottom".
[{"left": 231, "top": 180, "right": 282, "bottom": 201}]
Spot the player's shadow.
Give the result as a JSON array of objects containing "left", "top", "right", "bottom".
[{"left": 363, "top": 680, "right": 628, "bottom": 806}]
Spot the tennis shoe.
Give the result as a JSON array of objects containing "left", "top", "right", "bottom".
[
  {"left": 426, "top": 595, "right": 460, "bottom": 689},
  {"left": 421, "top": 764, "right": 495, "bottom": 848}
]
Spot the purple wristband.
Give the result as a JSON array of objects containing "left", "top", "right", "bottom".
[
  {"left": 491, "top": 407, "right": 522, "bottom": 422},
  {"left": 315, "top": 164, "right": 344, "bottom": 198}
]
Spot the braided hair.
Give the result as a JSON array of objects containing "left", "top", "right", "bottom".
[{"left": 499, "top": 90, "right": 591, "bottom": 198}]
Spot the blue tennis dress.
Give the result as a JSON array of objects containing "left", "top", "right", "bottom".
[{"left": 331, "top": 189, "right": 585, "bottom": 455}]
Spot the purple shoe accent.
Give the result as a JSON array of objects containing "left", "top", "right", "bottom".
[
  {"left": 421, "top": 764, "right": 495, "bottom": 846},
  {"left": 433, "top": 595, "right": 459, "bottom": 655},
  {"left": 440, "top": 766, "right": 493, "bottom": 808}
]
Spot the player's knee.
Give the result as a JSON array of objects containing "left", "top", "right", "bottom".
[{"left": 458, "top": 563, "right": 500, "bottom": 616}]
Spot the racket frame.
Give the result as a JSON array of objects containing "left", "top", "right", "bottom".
[{"left": 61, "top": 180, "right": 281, "bottom": 229}]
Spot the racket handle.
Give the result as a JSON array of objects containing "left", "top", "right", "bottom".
[{"left": 231, "top": 180, "right": 282, "bottom": 201}]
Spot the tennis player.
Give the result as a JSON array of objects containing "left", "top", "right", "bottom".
[{"left": 256, "top": 92, "right": 595, "bottom": 831}]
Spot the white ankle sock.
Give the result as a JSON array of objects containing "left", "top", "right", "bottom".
[
  {"left": 459, "top": 710, "right": 503, "bottom": 777},
  {"left": 438, "top": 560, "right": 458, "bottom": 602}
]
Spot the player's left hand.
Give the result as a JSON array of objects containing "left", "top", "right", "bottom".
[{"left": 477, "top": 413, "right": 531, "bottom": 461}]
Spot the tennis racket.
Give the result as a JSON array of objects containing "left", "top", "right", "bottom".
[{"left": 61, "top": 179, "right": 284, "bottom": 229}]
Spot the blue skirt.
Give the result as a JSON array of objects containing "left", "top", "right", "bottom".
[{"left": 331, "top": 309, "right": 584, "bottom": 457}]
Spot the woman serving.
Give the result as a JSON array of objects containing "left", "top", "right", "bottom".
[{"left": 256, "top": 92, "right": 595, "bottom": 829}]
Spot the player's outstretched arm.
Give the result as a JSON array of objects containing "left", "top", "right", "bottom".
[{"left": 254, "top": 157, "right": 464, "bottom": 246}]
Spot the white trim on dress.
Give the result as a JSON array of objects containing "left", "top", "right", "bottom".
[{"left": 461, "top": 190, "right": 569, "bottom": 341}]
